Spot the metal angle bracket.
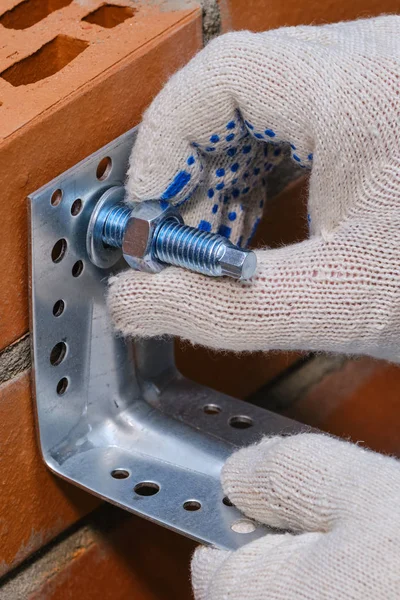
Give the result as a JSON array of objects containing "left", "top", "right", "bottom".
[{"left": 29, "top": 125, "right": 307, "bottom": 550}]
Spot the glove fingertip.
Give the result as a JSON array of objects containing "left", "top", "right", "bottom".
[
  {"left": 191, "top": 547, "right": 230, "bottom": 600},
  {"left": 106, "top": 269, "right": 152, "bottom": 336},
  {"left": 127, "top": 129, "right": 203, "bottom": 206},
  {"left": 221, "top": 436, "right": 283, "bottom": 506}
]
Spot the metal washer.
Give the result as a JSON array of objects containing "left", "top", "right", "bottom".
[{"left": 86, "top": 185, "right": 125, "bottom": 268}]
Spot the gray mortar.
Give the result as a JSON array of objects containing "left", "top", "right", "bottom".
[
  {"left": 0, "top": 14, "right": 300, "bottom": 388},
  {"left": 0, "top": 506, "right": 131, "bottom": 599},
  {"left": 200, "top": 0, "right": 221, "bottom": 43},
  {"left": 141, "top": 0, "right": 221, "bottom": 43},
  {"left": 249, "top": 354, "right": 349, "bottom": 412},
  {"left": 267, "top": 150, "right": 304, "bottom": 198},
  {"left": 0, "top": 526, "right": 94, "bottom": 599},
  {"left": 0, "top": 335, "right": 31, "bottom": 386}
]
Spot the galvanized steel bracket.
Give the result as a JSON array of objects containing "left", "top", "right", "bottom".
[{"left": 29, "top": 126, "right": 306, "bottom": 550}]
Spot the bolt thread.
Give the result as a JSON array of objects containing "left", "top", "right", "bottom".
[
  {"left": 154, "top": 220, "right": 226, "bottom": 276},
  {"left": 100, "top": 204, "right": 255, "bottom": 279},
  {"left": 102, "top": 204, "right": 131, "bottom": 248}
]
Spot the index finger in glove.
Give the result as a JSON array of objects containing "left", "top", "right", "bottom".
[
  {"left": 222, "top": 433, "right": 400, "bottom": 532},
  {"left": 127, "top": 29, "right": 321, "bottom": 205}
]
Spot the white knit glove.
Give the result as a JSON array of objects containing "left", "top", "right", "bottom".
[
  {"left": 109, "top": 16, "right": 400, "bottom": 361},
  {"left": 191, "top": 433, "right": 400, "bottom": 600}
]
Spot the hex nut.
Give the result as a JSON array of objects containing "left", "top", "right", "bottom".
[
  {"left": 219, "top": 246, "right": 257, "bottom": 280},
  {"left": 122, "top": 201, "right": 182, "bottom": 273}
]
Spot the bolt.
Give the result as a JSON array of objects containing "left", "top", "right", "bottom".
[
  {"left": 103, "top": 204, "right": 131, "bottom": 248},
  {"left": 102, "top": 203, "right": 257, "bottom": 280}
]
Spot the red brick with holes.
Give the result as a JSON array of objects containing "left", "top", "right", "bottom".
[{"left": 0, "top": 0, "right": 202, "bottom": 575}]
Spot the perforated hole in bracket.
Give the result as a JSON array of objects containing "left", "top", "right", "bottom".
[
  {"left": 29, "top": 124, "right": 306, "bottom": 552},
  {"left": 183, "top": 500, "right": 202, "bottom": 512},
  {"left": 52, "top": 299, "right": 65, "bottom": 317},
  {"left": 71, "top": 199, "right": 82, "bottom": 216},
  {"left": 231, "top": 519, "right": 257, "bottom": 534},
  {"left": 50, "top": 341, "right": 67, "bottom": 366},
  {"left": 222, "top": 496, "right": 233, "bottom": 507},
  {"left": 51, "top": 239, "right": 67, "bottom": 263},
  {"left": 51, "top": 189, "right": 63, "bottom": 207},
  {"left": 134, "top": 482, "right": 160, "bottom": 496},
  {"left": 56, "top": 377, "right": 69, "bottom": 395},
  {"left": 229, "top": 415, "right": 253, "bottom": 429},
  {"left": 203, "top": 403, "right": 222, "bottom": 415},
  {"left": 72, "top": 260, "right": 84, "bottom": 278},
  {"left": 111, "top": 469, "right": 130, "bottom": 480},
  {"left": 96, "top": 157, "right": 112, "bottom": 181}
]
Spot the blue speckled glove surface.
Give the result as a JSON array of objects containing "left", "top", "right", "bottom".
[
  {"left": 124, "top": 36, "right": 294, "bottom": 247},
  {"left": 109, "top": 17, "right": 400, "bottom": 360}
]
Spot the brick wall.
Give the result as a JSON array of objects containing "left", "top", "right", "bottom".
[
  {"left": 0, "top": 0, "right": 202, "bottom": 579},
  {"left": 1, "top": 0, "right": 400, "bottom": 598},
  {"left": 219, "top": 0, "right": 400, "bottom": 32}
]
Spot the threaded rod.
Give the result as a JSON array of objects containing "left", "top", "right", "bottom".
[
  {"left": 154, "top": 220, "right": 226, "bottom": 277},
  {"left": 101, "top": 205, "right": 257, "bottom": 280},
  {"left": 103, "top": 205, "right": 131, "bottom": 248}
]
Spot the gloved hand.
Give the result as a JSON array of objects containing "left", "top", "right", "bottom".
[
  {"left": 109, "top": 16, "right": 400, "bottom": 361},
  {"left": 191, "top": 433, "right": 400, "bottom": 599}
]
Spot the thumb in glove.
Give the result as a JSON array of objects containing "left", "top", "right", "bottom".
[{"left": 191, "top": 433, "right": 400, "bottom": 600}]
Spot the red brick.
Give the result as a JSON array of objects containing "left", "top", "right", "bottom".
[
  {"left": 0, "top": 372, "right": 99, "bottom": 576},
  {"left": 0, "top": 1, "right": 202, "bottom": 351},
  {"left": 0, "top": 3, "right": 202, "bottom": 574},
  {"left": 220, "top": 0, "right": 400, "bottom": 32},
  {"left": 285, "top": 358, "right": 400, "bottom": 456},
  {"left": 29, "top": 511, "right": 195, "bottom": 600}
]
